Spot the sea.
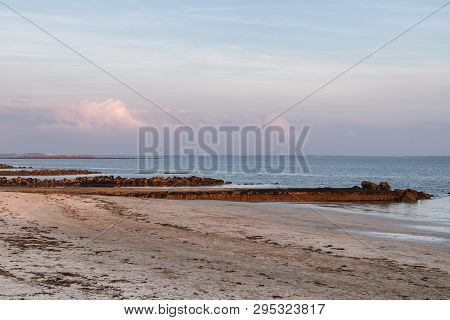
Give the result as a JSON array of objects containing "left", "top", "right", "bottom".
[{"left": 1, "top": 156, "right": 449, "bottom": 245}]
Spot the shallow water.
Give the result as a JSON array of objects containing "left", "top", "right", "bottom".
[{"left": 303, "top": 199, "right": 450, "bottom": 245}]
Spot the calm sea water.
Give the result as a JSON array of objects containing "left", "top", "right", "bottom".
[
  {"left": 1, "top": 156, "right": 449, "bottom": 194},
  {"left": 1, "top": 156, "right": 449, "bottom": 243}
]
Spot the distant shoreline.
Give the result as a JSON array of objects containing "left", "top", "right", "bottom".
[{"left": 1, "top": 155, "right": 450, "bottom": 159}]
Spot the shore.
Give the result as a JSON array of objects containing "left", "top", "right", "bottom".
[{"left": 0, "top": 190, "right": 448, "bottom": 299}]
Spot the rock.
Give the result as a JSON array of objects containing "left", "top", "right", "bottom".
[
  {"left": 393, "top": 188, "right": 431, "bottom": 202},
  {"left": 417, "top": 191, "right": 432, "bottom": 200},
  {"left": 378, "top": 182, "right": 391, "bottom": 191},
  {"left": 402, "top": 190, "right": 418, "bottom": 202},
  {"left": 0, "top": 175, "right": 432, "bottom": 203},
  {"left": 361, "top": 181, "right": 392, "bottom": 191},
  {"left": 0, "top": 169, "right": 99, "bottom": 176},
  {"left": 0, "top": 175, "right": 226, "bottom": 188},
  {"left": 361, "top": 181, "right": 378, "bottom": 190},
  {"left": 0, "top": 164, "right": 31, "bottom": 169}
]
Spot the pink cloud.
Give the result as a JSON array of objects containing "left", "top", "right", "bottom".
[
  {"left": 50, "top": 99, "right": 142, "bottom": 130},
  {"left": 37, "top": 98, "right": 295, "bottom": 132}
]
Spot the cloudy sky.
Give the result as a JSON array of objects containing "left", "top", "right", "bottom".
[{"left": 0, "top": 0, "right": 449, "bottom": 155}]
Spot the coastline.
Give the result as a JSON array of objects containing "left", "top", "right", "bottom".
[{"left": 0, "top": 191, "right": 448, "bottom": 299}]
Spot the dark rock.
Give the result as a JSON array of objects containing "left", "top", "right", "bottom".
[
  {"left": 403, "top": 191, "right": 418, "bottom": 202},
  {"left": 0, "top": 164, "right": 31, "bottom": 169},
  {"left": 0, "top": 169, "right": 98, "bottom": 176},
  {"left": 0, "top": 175, "right": 225, "bottom": 188},
  {"left": 417, "top": 191, "right": 432, "bottom": 200},
  {"left": 0, "top": 176, "right": 433, "bottom": 203},
  {"left": 378, "top": 182, "right": 391, "bottom": 191},
  {"left": 361, "top": 181, "right": 378, "bottom": 190},
  {"left": 393, "top": 188, "right": 431, "bottom": 202}
]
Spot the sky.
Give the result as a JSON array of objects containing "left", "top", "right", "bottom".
[{"left": 0, "top": 0, "right": 449, "bottom": 155}]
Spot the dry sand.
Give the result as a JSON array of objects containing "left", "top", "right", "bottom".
[{"left": 0, "top": 191, "right": 448, "bottom": 299}]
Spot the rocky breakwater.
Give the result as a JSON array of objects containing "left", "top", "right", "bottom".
[
  {"left": 0, "top": 175, "right": 226, "bottom": 187},
  {"left": 0, "top": 169, "right": 99, "bottom": 176},
  {"left": 0, "top": 163, "right": 32, "bottom": 169},
  {"left": 149, "top": 182, "right": 431, "bottom": 203},
  {"left": 360, "top": 181, "right": 431, "bottom": 202},
  {"left": 0, "top": 177, "right": 431, "bottom": 203}
]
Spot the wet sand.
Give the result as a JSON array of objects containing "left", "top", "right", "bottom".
[{"left": 0, "top": 191, "right": 448, "bottom": 299}]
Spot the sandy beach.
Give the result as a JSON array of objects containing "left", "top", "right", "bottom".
[{"left": 0, "top": 191, "right": 449, "bottom": 299}]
